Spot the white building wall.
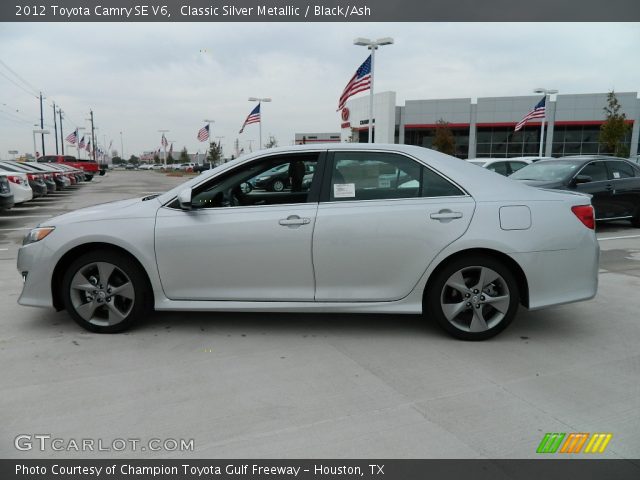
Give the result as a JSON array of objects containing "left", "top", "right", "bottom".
[{"left": 341, "top": 91, "right": 396, "bottom": 143}]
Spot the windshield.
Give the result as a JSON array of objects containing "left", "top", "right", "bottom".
[{"left": 510, "top": 161, "right": 581, "bottom": 181}]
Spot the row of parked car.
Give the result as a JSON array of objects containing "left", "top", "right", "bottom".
[
  {"left": 470, "top": 155, "right": 640, "bottom": 227},
  {"left": 0, "top": 155, "right": 99, "bottom": 211},
  {"left": 118, "top": 162, "right": 206, "bottom": 172}
]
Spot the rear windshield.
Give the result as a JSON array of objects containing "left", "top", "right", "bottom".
[{"left": 510, "top": 161, "right": 581, "bottom": 182}]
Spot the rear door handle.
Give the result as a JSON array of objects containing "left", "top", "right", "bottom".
[
  {"left": 430, "top": 210, "right": 463, "bottom": 221},
  {"left": 279, "top": 215, "right": 311, "bottom": 226}
]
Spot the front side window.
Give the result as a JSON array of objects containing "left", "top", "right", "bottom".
[
  {"left": 580, "top": 162, "right": 608, "bottom": 182},
  {"left": 328, "top": 151, "right": 462, "bottom": 201},
  {"left": 486, "top": 161, "right": 509, "bottom": 175},
  {"left": 189, "top": 153, "right": 319, "bottom": 209}
]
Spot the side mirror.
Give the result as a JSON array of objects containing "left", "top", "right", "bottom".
[
  {"left": 573, "top": 175, "right": 592, "bottom": 185},
  {"left": 177, "top": 188, "right": 192, "bottom": 210}
]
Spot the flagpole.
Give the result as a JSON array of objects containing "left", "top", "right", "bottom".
[
  {"left": 533, "top": 88, "right": 557, "bottom": 157},
  {"left": 539, "top": 115, "right": 545, "bottom": 157},
  {"left": 353, "top": 37, "right": 393, "bottom": 144},
  {"left": 259, "top": 103, "right": 262, "bottom": 150}
]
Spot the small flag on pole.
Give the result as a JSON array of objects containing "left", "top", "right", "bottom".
[
  {"left": 239, "top": 104, "right": 261, "bottom": 134},
  {"left": 515, "top": 97, "right": 546, "bottom": 131},
  {"left": 85, "top": 140, "right": 91, "bottom": 152},
  {"left": 65, "top": 129, "right": 78, "bottom": 144},
  {"left": 169, "top": 143, "right": 173, "bottom": 156},
  {"left": 197, "top": 124, "right": 210, "bottom": 142},
  {"left": 161, "top": 133, "right": 168, "bottom": 147},
  {"left": 337, "top": 55, "right": 372, "bottom": 111},
  {"left": 78, "top": 136, "right": 86, "bottom": 149}
]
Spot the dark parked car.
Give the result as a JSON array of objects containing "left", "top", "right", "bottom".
[
  {"left": 511, "top": 156, "right": 640, "bottom": 226},
  {"left": 0, "top": 175, "right": 15, "bottom": 210}
]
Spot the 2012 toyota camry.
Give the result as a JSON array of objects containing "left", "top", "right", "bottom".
[{"left": 17, "top": 144, "right": 599, "bottom": 340}]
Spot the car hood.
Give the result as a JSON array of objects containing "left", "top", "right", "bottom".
[{"left": 41, "top": 196, "right": 160, "bottom": 226}]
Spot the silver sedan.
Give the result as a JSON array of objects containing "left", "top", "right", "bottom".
[{"left": 17, "top": 144, "right": 599, "bottom": 340}]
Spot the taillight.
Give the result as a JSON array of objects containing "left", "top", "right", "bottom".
[
  {"left": 571, "top": 205, "right": 595, "bottom": 230},
  {"left": 27, "top": 173, "right": 35, "bottom": 181},
  {"left": 7, "top": 175, "right": 23, "bottom": 185}
]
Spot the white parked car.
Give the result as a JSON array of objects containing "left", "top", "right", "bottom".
[
  {"left": 467, "top": 157, "right": 548, "bottom": 176},
  {"left": 16, "top": 144, "right": 599, "bottom": 340},
  {"left": 0, "top": 167, "right": 33, "bottom": 204},
  {"left": 138, "top": 164, "right": 153, "bottom": 170}
]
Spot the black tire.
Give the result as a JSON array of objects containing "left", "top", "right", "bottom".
[
  {"left": 61, "top": 249, "right": 152, "bottom": 333},
  {"left": 271, "top": 179, "right": 285, "bottom": 192},
  {"left": 631, "top": 210, "right": 640, "bottom": 228},
  {"left": 425, "top": 255, "right": 520, "bottom": 341},
  {"left": 85, "top": 175, "right": 93, "bottom": 182}
]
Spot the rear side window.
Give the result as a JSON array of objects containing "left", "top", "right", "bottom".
[
  {"left": 486, "top": 162, "right": 509, "bottom": 175},
  {"left": 580, "top": 162, "right": 608, "bottom": 182},
  {"left": 40, "top": 156, "right": 56, "bottom": 163},
  {"left": 328, "top": 151, "right": 463, "bottom": 201},
  {"left": 509, "top": 161, "right": 528, "bottom": 173},
  {"left": 606, "top": 161, "right": 636, "bottom": 179}
]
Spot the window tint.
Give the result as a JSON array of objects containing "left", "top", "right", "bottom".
[
  {"left": 329, "top": 152, "right": 421, "bottom": 201},
  {"left": 509, "top": 161, "right": 528, "bottom": 173},
  {"left": 328, "top": 151, "right": 463, "bottom": 201},
  {"left": 189, "top": 153, "right": 319, "bottom": 209},
  {"left": 486, "top": 161, "right": 509, "bottom": 175},
  {"left": 606, "top": 161, "right": 635, "bottom": 179},
  {"left": 580, "top": 162, "right": 608, "bottom": 182}
]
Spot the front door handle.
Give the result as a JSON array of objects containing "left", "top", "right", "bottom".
[
  {"left": 279, "top": 215, "right": 311, "bottom": 227},
  {"left": 430, "top": 210, "right": 463, "bottom": 221}
]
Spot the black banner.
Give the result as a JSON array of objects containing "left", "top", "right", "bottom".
[
  {"left": 2, "top": 0, "right": 640, "bottom": 22},
  {"left": 3, "top": 459, "right": 640, "bottom": 480}
]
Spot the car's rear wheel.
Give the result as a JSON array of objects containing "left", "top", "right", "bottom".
[
  {"left": 425, "top": 255, "right": 519, "bottom": 340},
  {"left": 62, "top": 250, "right": 151, "bottom": 333},
  {"left": 85, "top": 175, "right": 93, "bottom": 181},
  {"left": 631, "top": 209, "right": 640, "bottom": 228}
]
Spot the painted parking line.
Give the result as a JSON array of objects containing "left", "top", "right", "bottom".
[{"left": 598, "top": 234, "right": 640, "bottom": 241}]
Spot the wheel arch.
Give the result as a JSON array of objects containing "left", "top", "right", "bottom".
[
  {"left": 423, "top": 248, "right": 529, "bottom": 309},
  {"left": 51, "top": 242, "right": 154, "bottom": 311}
]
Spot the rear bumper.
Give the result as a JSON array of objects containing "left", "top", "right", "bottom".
[{"left": 510, "top": 232, "right": 599, "bottom": 310}]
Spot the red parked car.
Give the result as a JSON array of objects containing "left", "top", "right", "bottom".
[{"left": 39, "top": 155, "right": 103, "bottom": 181}]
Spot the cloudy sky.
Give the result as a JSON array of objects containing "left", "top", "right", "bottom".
[{"left": 0, "top": 22, "right": 639, "bottom": 158}]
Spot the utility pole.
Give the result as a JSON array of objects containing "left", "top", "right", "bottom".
[
  {"left": 52, "top": 102, "right": 59, "bottom": 155},
  {"left": 89, "top": 109, "right": 96, "bottom": 161},
  {"left": 59, "top": 108, "right": 65, "bottom": 155},
  {"left": 39, "top": 92, "right": 45, "bottom": 155}
]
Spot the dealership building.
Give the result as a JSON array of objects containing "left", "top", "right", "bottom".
[{"left": 299, "top": 91, "right": 640, "bottom": 159}]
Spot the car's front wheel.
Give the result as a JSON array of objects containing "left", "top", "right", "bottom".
[
  {"left": 62, "top": 250, "right": 151, "bottom": 333},
  {"left": 425, "top": 255, "right": 520, "bottom": 340}
]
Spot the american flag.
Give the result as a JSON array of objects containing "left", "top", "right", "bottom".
[
  {"left": 515, "top": 97, "right": 546, "bottom": 131},
  {"left": 239, "top": 103, "right": 260, "bottom": 133},
  {"left": 337, "top": 55, "right": 372, "bottom": 111},
  {"left": 161, "top": 133, "right": 168, "bottom": 147},
  {"left": 197, "top": 124, "right": 210, "bottom": 142},
  {"left": 86, "top": 140, "right": 90, "bottom": 152},
  {"left": 65, "top": 129, "right": 78, "bottom": 144},
  {"left": 78, "top": 136, "right": 85, "bottom": 149}
]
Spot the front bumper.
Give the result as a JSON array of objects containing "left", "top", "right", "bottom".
[{"left": 17, "top": 240, "right": 55, "bottom": 308}]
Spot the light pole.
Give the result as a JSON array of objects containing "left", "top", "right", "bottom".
[
  {"left": 248, "top": 97, "right": 271, "bottom": 149},
  {"left": 32, "top": 129, "right": 50, "bottom": 160},
  {"left": 353, "top": 37, "right": 394, "bottom": 143},
  {"left": 158, "top": 129, "right": 169, "bottom": 168},
  {"left": 533, "top": 88, "right": 558, "bottom": 157}
]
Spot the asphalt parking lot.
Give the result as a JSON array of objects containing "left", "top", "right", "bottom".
[{"left": 1, "top": 170, "right": 639, "bottom": 459}]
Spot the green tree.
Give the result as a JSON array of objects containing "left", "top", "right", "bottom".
[
  {"left": 179, "top": 147, "right": 190, "bottom": 163},
  {"left": 153, "top": 154, "right": 160, "bottom": 164},
  {"left": 207, "top": 141, "right": 223, "bottom": 166},
  {"left": 599, "top": 91, "right": 631, "bottom": 157},
  {"left": 111, "top": 156, "right": 124, "bottom": 165},
  {"left": 128, "top": 155, "right": 139, "bottom": 165},
  {"left": 166, "top": 154, "right": 175, "bottom": 164},
  {"left": 432, "top": 119, "right": 456, "bottom": 156}
]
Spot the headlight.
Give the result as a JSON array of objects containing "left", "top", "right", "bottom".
[{"left": 23, "top": 226, "right": 55, "bottom": 246}]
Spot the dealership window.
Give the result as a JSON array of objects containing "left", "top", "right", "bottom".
[
  {"left": 475, "top": 126, "right": 541, "bottom": 158},
  {"left": 187, "top": 153, "right": 320, "bottom": 209},
  {"left": 404, "top": 127, "right": 470, "bottom": 159},
  {"left": 551, "top": 124, "right": 633, "bottom": 157}
]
